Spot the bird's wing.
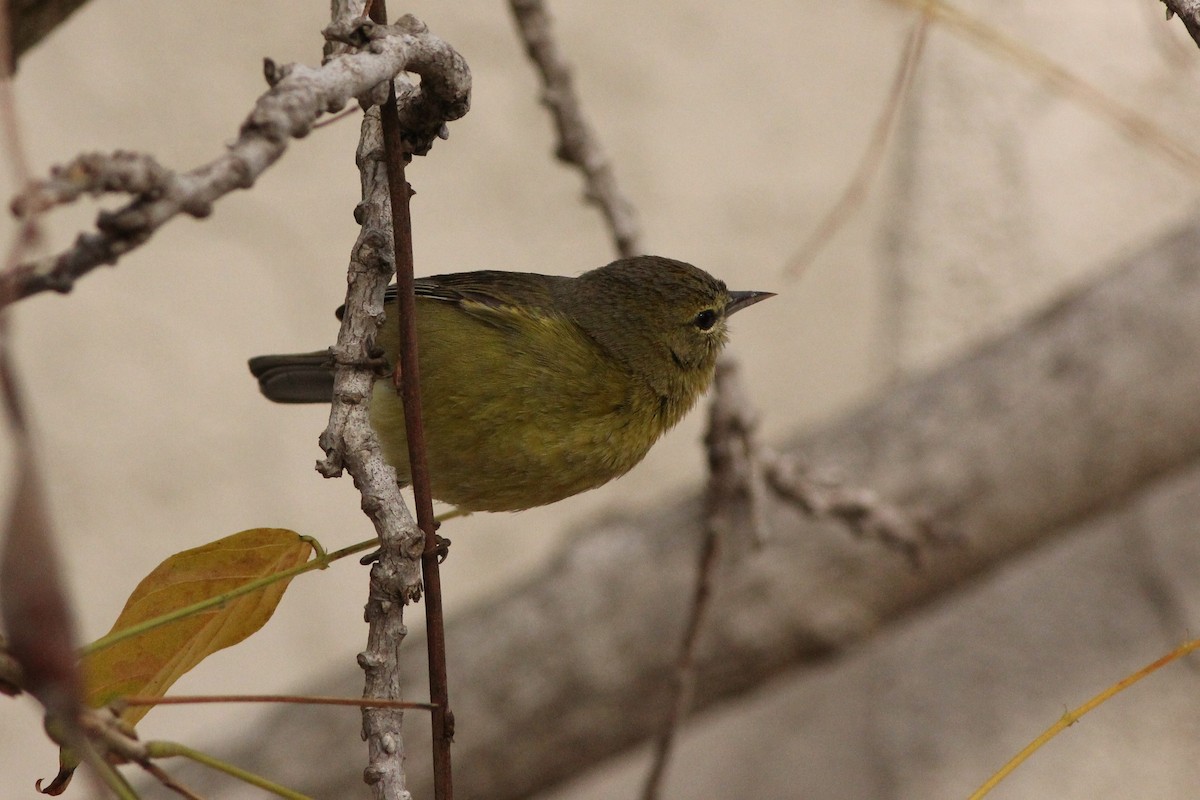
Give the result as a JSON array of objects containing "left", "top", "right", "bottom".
[
  {"left": 410, "top": 272, "right": 565, "bottom": 310},
  {"left": 336, "top": 272, "right": 572, "bottom": 327}
]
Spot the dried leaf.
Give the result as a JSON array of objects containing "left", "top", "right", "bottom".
[{"left": 82, "top": 528, "right": 313, "bottom": 727}]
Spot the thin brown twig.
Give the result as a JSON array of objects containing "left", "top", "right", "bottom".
[
  {"left": 763, "top": 454, "right": 952, "bottom": 566},
  {"left": 885, "top": 0, "right": 1200, "bottom": 179},
  {"left": 786, "top": 11, "right": 929, "bottom": 277},
  {"left": 368, "top": 1, "right": 455, "bottom": 797},
  {"left": 641, "top": 360, "right": 765, "bottom": 799},
  {"left": 118, "top": 693, "right": 438, "bottom": 711},
  {"left": 507, "top": 0, "right": 641, "bottom": 258},
  {"left": 313, "top": 105, "right": 361, "bottom": 129}
]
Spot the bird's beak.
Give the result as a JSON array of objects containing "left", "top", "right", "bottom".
[{"left": 726, "top": 290, "right": 775, "bottom": 316}]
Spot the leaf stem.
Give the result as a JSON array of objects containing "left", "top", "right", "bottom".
[
  {"left": 147, "top": 740, "right": 314, "bottom": 800},
  {"left": 968, "top": 636, "right": 1200, "bottom": 799}
]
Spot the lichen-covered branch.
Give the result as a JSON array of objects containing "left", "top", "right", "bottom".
[
  {"left": 316, "top": 7, "right": 469, "bottom": 800},
  {"left": 324, "top": 107, "right": 425, "bottom": 800},
  {"left": 2, "top": 14, "right": 469, "bottom": 305},
  {"left": 320, "top": 4, "right": 472, "bottom": 797},
  {"left": 507, "top": 0, "right": 641, "bottom": 258}
]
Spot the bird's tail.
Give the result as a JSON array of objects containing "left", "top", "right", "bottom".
[{"left": 248, "top": 351, "right": 335, "bottom": 404}]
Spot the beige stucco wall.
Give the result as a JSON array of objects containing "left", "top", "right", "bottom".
[{"left": 2, "top": 0, "right": 1199, "bottom": 796}]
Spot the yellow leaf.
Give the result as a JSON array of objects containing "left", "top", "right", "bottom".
[{"left": 82, "top": 528, "right": 313, "bottom": 727}]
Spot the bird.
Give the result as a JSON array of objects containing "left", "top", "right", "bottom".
[{"left": 249, "top": 255, "right": 772, "bottom": 512}]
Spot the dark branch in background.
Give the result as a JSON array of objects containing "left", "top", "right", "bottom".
[
  {"left": 1163, "top": 0, "right": 1200, "bottom": 49},
  {"left": 0, "top": 635, "right": 23, "bottom": 695},
  {"left": 507, "top": 0, "right": 641, "bottom": 258},
  {"left": 0, "top": 14, "right": 469, "bottom": 306},
  {"left": 0, "top": 350, "right": 82, "bottom": 721},
  {"left": 6, "top": 0, "right": 90, "bottom": 67},
  {"left": 0, "top": 0, "right": 83, "bottom": 756},
  {"left": 319, "top": 5, "right": 469, "bottom": 800}
]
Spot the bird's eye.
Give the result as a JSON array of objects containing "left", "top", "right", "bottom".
[{"left": 693, "top": 309, "right": 719, "bottom": 331}]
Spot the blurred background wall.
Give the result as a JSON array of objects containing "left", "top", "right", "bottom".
[{"left": 2, "top": 0, "right": 1200, "bottom": 797}]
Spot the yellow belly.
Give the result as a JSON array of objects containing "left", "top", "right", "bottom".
[{"left": 369, "top": 299, "right": 694, "bottom": 512}]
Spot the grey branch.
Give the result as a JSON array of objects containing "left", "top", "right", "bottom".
[
  {"left": 507, "top": 0, "right": 641, "bottom": 258},
  {"left": 764, "top": 453, "right": 950, "bottom": 564},
  {"left": 326, "top": 106, "right": 425, "bottom": 800},
  {"left": 1163, "top": 0, "right": 1200, "bottom": 48},
  {"left": 2, "top": 14, "right": 469, "bottom": 304},
  {"left": 198, "top": 219, "right": 1200, "bottom": 800},
  {"left": 315, "top": 7, "right": 470, "bottom": 800}
]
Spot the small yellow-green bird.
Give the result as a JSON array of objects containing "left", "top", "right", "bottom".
[{"left": 249, "top": 256, "right": 772, "bottom": 512}]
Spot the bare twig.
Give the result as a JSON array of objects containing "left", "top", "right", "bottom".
[
  {"left": 35, "top": 706, "right": 148, "bottom": 795},
  {"left": 117, "top": 693, "right": 437, "bottom": 711},
  {"left": 885, "top": 0, "right": 1200, "bottom": 179},
  {"left": 763, "top": 454, "right": 951, "bottom": 566},
  {"left": 507, "top": 0, "right": 641, "bottom": 258},
  {"left": 786, "top": 11, "right": 929, "bottom": 277},
  {"left": 640, "top": 358, "right": 944, "bottom": 798},
  {"left": 641, "top": 360, "right": 766, "bottom": 799},
  {"left": 1, "top": 13, "right": 469, "bottom": 305},
  {"left": 1162, "top": 0, "right": 1200, "bottom": 49}
]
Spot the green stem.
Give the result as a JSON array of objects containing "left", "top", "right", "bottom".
[
  {"left": 147, "top": 740, "right": 313, "bottom": 800},
  {"left": 78, "top": 739, "right": 140, "bottom": 800}
]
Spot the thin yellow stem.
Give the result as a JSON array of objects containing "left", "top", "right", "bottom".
[
  {"left": 77, "top": 739, "right": 140, "bottom": 800},
  {"left": 967, "top": 637, "right": 1200, "bottom": 799},
  {"left": 147, "top": 741, "right": 313, "bottom": 800}
]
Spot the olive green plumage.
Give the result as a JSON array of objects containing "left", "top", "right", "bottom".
[{"left": 249, "top": 255, "right": 771, "bottom": 512}]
